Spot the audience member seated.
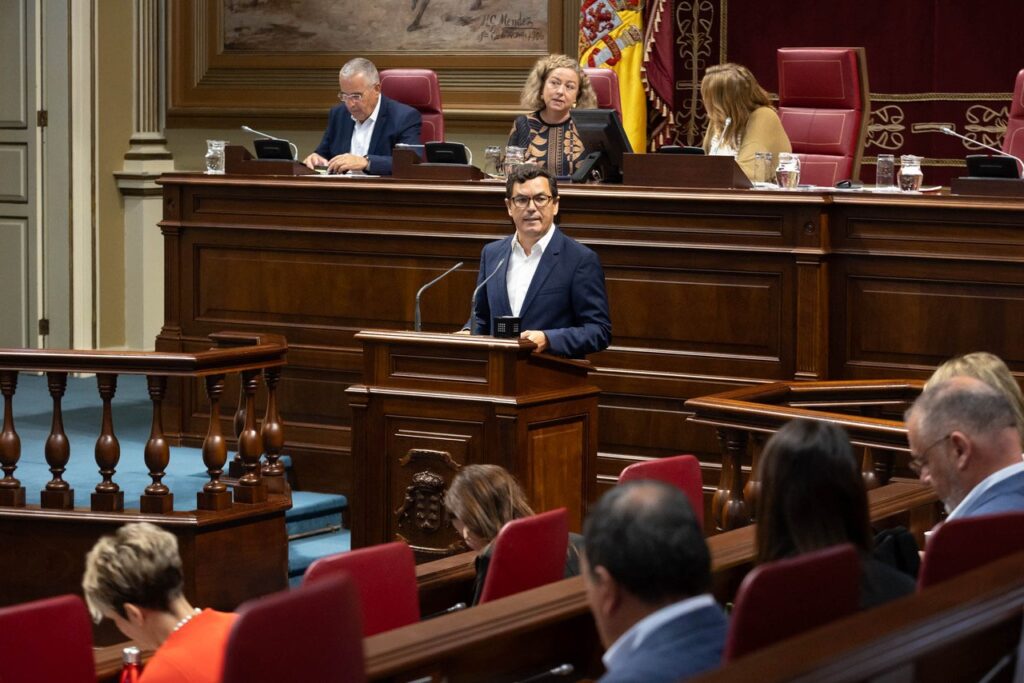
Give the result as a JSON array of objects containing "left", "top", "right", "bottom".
[
  {"left": 906, "top": 376, "right": 1024, "bottom": 519},
  {"left": 507, "top": 54, "right": 598, "bottom": 177},
  {"left": 925, "top": 351, "right": 1024, "bottom": 437},
  {"left": 302, "top": 57, "right": 422, "bottom": 175},
  {"left": 582, "top": 481, "right": 727, "bottom": 683},
  {"left": 701, "top": 63, "right": 792, "bottom": 183},
  {"left": 82, "top": 522, "right": 238, "bottom": 683},
  {"left": 755, "top": 420, "right": 915, "bottom": 609},
  {"left": 444, "top": 464, "right": 581, "bottom": 605}
]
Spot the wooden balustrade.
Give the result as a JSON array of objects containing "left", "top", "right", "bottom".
[
  {"left": 0, "top": 332, "right": 288, "bottom": 513},
  {"left": 686, "top": 380, "right": 925, "bottom": 531}
]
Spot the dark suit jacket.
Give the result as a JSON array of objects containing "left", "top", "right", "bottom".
[
  {"left": 470, "top": 228, "right": 611, "bottom": 358},
  {"left": 598, "top": 602, "right": 728, "bottom": 683},
  {"left": 313, "top": 95, "right": 421, "bottom": 175}
]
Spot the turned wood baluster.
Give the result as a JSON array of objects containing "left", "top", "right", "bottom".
[
  {"left": 40, "top": 372, "right": 73, "bottom": 510},
  {"left": 227, "top": 383, "right": 246, "bottom": 479},
  {"left": 743, "top": 433, "right": 765, "bottom": 519},
  {"left": 0, "top": 370, "right": 25, "bottom": 507},
  {"left": 140, "top": 375, "right": 173, "bottom": 513},
  {"left": 261, "top": 366, "right": 286, "bottom": 494},
  {"left": 91, "top": 373, "right": 124, "bottom": 511},
  {"left": 233, "top": 370, "right": 267, "bottom": 504},
  {"left": 197, "top": 374, "right": 231, "bottom": 511},
  {"left": 714, "top": 427, "right": 750, "bottom": 531}
]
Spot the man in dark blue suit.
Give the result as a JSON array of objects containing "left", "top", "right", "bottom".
[
  {"left": 467, "top": 165, "right": 611, "bottom": 358},
  {"left": 582, "top": 481, "right": 727, "bottom": 683},
  {"left": 302, "top": 58, "right": 421, "bottom": 176}
]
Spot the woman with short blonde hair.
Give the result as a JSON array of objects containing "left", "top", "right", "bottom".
[{"left": 925, "top": 351, "right": 1024, "bottom": 431}]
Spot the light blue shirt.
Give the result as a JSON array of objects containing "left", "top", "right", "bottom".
[
  {"left": 602, "top": 594, "right": 717, "bottom": 673},
  {"left": 947, "top": 460, "right": 1024, "bottom": 520}
]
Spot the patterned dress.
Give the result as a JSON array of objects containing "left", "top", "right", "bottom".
[{"left": 507, "top": 111, "right": 585, "bottom": 177}]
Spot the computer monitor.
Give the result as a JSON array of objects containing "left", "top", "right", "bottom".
[
  {"left": 966, "top": 154, "right": 1021, "bottom": 179},
  {"left": 571, "top": 109, "right": 633, "bottom": 183},
  {"left": 253, "top": 138, "right": 295, "bottom": 160}
]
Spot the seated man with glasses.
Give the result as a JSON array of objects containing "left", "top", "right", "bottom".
[
  {"left": 302, "top": 57, "right": 421, "bottom": 175},
  {"left": 465, "top": 164, "right": 611, "bottom": 358},
  {"left": 905, "top": 375, "right": 1024, "bottom": 519}
]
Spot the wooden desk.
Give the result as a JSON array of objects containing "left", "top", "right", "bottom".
[{"left": 156, "top": 175, "right": 1024, "bottom": 497}]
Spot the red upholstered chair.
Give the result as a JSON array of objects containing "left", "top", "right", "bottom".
[
  {"left": 478, "top": 508, "right": 569, "bottom": 604},
  {"left": 724, "top": 543, "right": 860, "bottom": 661},
  {"left": 776, "top": 47, "right": 870, "bottom": 186},
  {"left": 1002, "top": 68, "right": 1024, "bottom": 161},
  {"left": 618, "top": 454, "right": 704, "bottom": 528},
  {"left": 223, "top": 574, "right": 365, "bottom": 683},
  {"left": 918, "top": 512, "right": 1024, "bottom": 589},
  {"left": 303, "top": 541, "right": 420, "bottom": 637},
  {"left": 0, "top": 594, "right": 95, "bottom": 682},
  {"left": 380, "top": 68, "right": 444, "bottom": 144},
  {"left": 583, "top": 68, "right": 622, "bottom": 116}
]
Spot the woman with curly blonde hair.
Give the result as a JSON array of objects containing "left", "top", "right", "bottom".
[
  {"left": 701, "top": 63, "right": 791, "bottom": 182},
  {"left": 507, "top": 54, "right": 597, "bottom": 177}
]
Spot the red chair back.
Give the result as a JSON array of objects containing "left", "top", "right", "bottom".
[
  {"left": 777, "top": 47, "right": 870, "bottom": 186},
  {"left": 724, "top": 543, "right": 860, "bottom": 661},
  {"left": 0, "top": 594, "right": 95, "bottom": 682},
  {"left": 918, "top": 512, "right": 1024, "bottom": 589},
  {"left": 583, "top": 68, "right": 622, "bottom": 116},
  {"left": 1003, "top": 68, "right": 1024, "bottom": 161},
  {"left": 303, "top": 541, "right": 420, "bottom": 637},
  {"left": 478, "top": 508, "right": 569, "bottom": 604},
  {"left": 618, "top": 454, "right": 704, "bottom": 528},
  {"left": 223, "top": 575, "right": 365, "bottom": 683},
  {"left": 380, "top": 68, "right": 444, "bottom": 144}
]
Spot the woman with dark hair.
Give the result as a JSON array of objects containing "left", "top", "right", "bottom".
[
  {"left": 444, "top": 464, "right": 581, "bottom": 605},
  {"left": 755, "top": 420, "right": 915, "bottom": 608}
]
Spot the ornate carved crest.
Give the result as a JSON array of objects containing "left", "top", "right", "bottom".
[{"left": 394, "top": 470, "right": 446, "bottom": 533}]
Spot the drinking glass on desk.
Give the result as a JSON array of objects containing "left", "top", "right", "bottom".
[
  {"left": 483, "top": 145, "right": 504, "bottom": 177},
  {"left": 205, "top": 140, "right": 227, "bottom": 175},
  {"left": 775, "top": 152, "right": 800, "bottom": 189},
  {"left": 876, "top": 154, "right": 895, "bottom": 190},
  {"left": 754, "top": 152, "right": 776, "bottom": 187},
  {"left": 899, "top": 155, "right": 924, "bottom": 191},
  {"left": 503, "top": 146, "right": 525, "bottom": 176}
]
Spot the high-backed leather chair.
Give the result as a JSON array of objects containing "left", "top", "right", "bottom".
[
  {"left": 918, "top": 512, "right": 1024, "bottom": 589},
  {"left": 724, "top": 544, "right": 860, "bottom": 661},
  {"left": 0, "top": 594, "right": 95, "bottom": 682},
  {"left": 776, "top": 47, "right": 870, "bottom": 186},
  {"left": 478, "top": 508, "right": 569, "bottom": 604},
  {"left": 1002, "top": 68, "right": 1024, "bottom": 161},
  {"left": 304, "top": 541, "right": 420, "bottom": 637},
  {"left": 380, "top": 68, "right": 444, "bottom": 144},
  {"left": 223, "top": 574, "right": 365, "bottom": 683},
  {"left": 618, "top": 454, "right": 704, "bottom": 528},
  {"left": 583, "top": 68, "right": 622, "bottom": 116}
]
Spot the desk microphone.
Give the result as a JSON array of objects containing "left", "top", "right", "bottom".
[
  {"left": 939, "top": 127, "right": 1024, "bottom": 174},
  {"left": 512, "top": 664, "right": 574, "bottom": 683},
  {"left": 469, "top": 255, "right": 507, "bottom": 335},
  {"left": 240, "top": 125, "right": 299, "bottom": 160},
  {"left": 414, "top": 262, "right": 463, "bottom": 332}
]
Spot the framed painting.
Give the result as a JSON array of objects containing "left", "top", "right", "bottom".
[{"left": 168, "top": 0, "right": 580, "bottom": 128}]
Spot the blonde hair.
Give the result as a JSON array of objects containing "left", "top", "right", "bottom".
[
  {"left": 520, "top": 54, "right": 597, "bottom": 111},
  {"left": 82, "top": 522, "right": 184, "bottom": 623},
  {"left": 700, "top": 63, "right": 773, "bottom": 151},
  {"left": 444, "top": 464, "right": 534, "bottom": 545},
  {"left": 925, "top": 352, "right": 1024, "bottom": 429}
]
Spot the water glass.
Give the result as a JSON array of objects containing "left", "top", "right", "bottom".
[
  {"left": 775, "top": 152, "right": 801, "bottom": 189},
  {"left": 205, "top": 140, "right": 227, "bottom": 175},
  {"left": 876, "top": 154, "right": 895, "bottom": 190},
  {"left": 503, "top": 146, "right": 526, "bottom": 177},
  {"left": 483, "top": 145, "right": 504, "bottom": 177},
  {"left": 899, "top": 155, "right": 924, "bottom": 191},
  {"left": 754, "top": 152, "right": 775, "bottom": 186}
]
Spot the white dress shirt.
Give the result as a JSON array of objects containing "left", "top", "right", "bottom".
[
  {"left": 349, "top": 95, "right": 382, "bottom": 159},
  {"left": 506, "top": 225, "right": 557, "bottom": 317}
]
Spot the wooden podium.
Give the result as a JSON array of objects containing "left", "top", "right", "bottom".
[
  {"left": 622, "top": 153, "right": 753, "bottom": 189},
  {"left": 347, "top": 331, "right": 599, "bottom": 559}
]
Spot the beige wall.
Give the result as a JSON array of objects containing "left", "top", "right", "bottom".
[{"left": 95, "top": 0, "right": 133, "bottom": 347}]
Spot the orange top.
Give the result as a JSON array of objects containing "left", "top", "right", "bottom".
[{"left": 140, "top": 609, "right": 238, "bottom": 683}]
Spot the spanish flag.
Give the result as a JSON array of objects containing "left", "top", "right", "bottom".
[{"left": 579, "top": 0, "right": 646, "bottom": 153}]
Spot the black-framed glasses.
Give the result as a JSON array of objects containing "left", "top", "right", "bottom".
[
  {"left": 909, "top": 432, "right": 951, "bottom": 475},
  {"left": 510, "top": 194, "right": 554, "bottom": 209}
]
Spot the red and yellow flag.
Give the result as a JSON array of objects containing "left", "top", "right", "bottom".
[{"left": 579, "top": 0, "right": 646, "bottom": 153}]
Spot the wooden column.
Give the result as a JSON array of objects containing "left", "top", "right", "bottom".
[
  {"left": 0, "top": 370, "right": 24, "bottom": 507},
  {"left": 40, "top": 372, "right": 73, "bottom": 509},
  {"left": 197, "top": 374, "right": 231, "bottom": 511},
  {"left": 141, "top": 374, "right": 173, "bottom": 513},
  {"left": 91, "top": 373, "right": 124, "bottom": 511},
  {"left": 233, "top": 370, "right": 267, "bottom": 504}
]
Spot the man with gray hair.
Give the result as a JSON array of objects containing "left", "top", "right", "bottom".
[
  {"left": 905, "top": 375, "right": 1024, "bottom": 518},
  {"left": 303, "top": 57, "right": 421, "bottom": 175}
]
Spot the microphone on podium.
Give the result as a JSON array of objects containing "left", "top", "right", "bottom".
[
  {"left": 240, "top": 125, "right": 299, "bottom": 160},
  {"left": 512, "top": 663, "right": 575, "bottom": 683},
  {"left": 938, "top": 127, "right": 1024, "bottom": 175},
  {"left": 414, "top": 262, "right": 464, "bottom": 332},
  {"left": 469, "top": 256, "right": 506, "bottom": 336}
]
